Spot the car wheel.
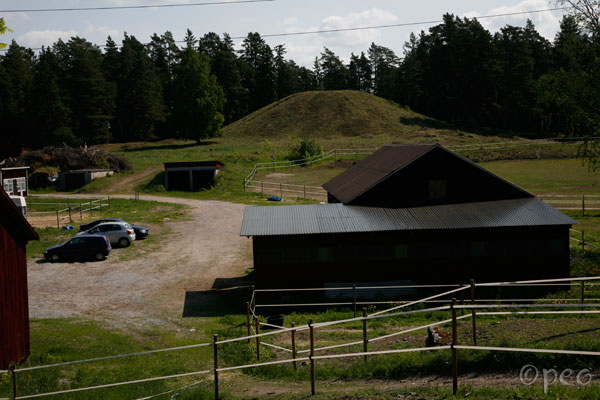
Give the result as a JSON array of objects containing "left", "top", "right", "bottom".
[
  {"left": 95, "top": 252, "right": 105, "bottom": 261},
  {"left": 118, "top": 238, "right": 130, "bottom": 248},
  {"left": 50, "top": 253, "right": 59, "bottom": 262}
]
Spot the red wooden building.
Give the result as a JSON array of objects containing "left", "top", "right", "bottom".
[{"left": 0, "top": 186, "right": 38, "bottom": 369}]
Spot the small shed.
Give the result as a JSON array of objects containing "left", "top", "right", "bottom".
[
  {"left": 0, "top": 186, "right": 39, "bottom": 369},
  {"left": 164, "top": 161, "right": 225, "bottom": 191},
  {"left": 58, "top": 169, "right": 114, "bottom": 191},
  {"left": 0, "top": 167, "right": 30, "bottom": 197}
]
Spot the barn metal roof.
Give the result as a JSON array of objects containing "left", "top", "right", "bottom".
[
  {"left": 240, "top": 198, "right": 576, "bottom": 237},
  {"left": 322, "top": 144, "right": 532, "bottom": 204}
]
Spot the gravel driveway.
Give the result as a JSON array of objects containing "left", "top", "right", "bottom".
[{"left": 27, "top": 195, "right": 252, "bottom": 323}]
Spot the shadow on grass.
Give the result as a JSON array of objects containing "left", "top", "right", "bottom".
[
  {"left": 121, "top": 141, "right": 217, "bottom": 153},
  {"left": 183, "top": 274, "right": 254, "bottom": 317}
]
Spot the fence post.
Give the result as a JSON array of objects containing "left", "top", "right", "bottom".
[
  {"left": 362, "top": 308, "right": 368, "bottom": 362},
  {"left": 68, "top": 204, "right": 72, "bottom": 223},
  {"left": 460, "top": 282, "right": 464, "bottom": 316},
  {"left": 79, "top": 203, "right": 82, "bottom": 219},
  {"left": 10, "top": 363, "right": 17, "bottom": 400},
  {"left": 56, "top": 210, "right": 59, "bottom": 228},
  {"left": 99, "top": 197, "right": 102, "bottom": 212},
  {"left": 108, "top": 195, "right": 111, "bottom": 210},
  {"left": 246, "top": 302, "right": 251, "bottom": 343},
  {"left": 255, "top": 317, "right": 261, "bottom": 361},
  {"left": 582, "top": 230, "right": 585, "bottom": 251},
  {"left": 261, "top": 181, "right": 264, "bottom": 194},
  {"left": 280, "top": 182, "right": 283, "bottom": 199},
  {"left": 304, "top": 185, "right": 306, "bottom": 198},
  {"left": 581, "top": 280, "right": 585, "bottom": 310},
  {"left": 213, "top": 334, "right": 219, "bottom": 400},
  {"left": 309, "top": 319, "right": 315, "bottom": 396},
  {"left": 470, "top": 280, "right": 477, "bottom": 345},
  {"left": 451, "top": 298, "right": 458, "bottom": 395},
  {"left": 583, "top": 194, "right": 585, "bottom": 217},
  {"left": 291, "top": 322, "right": 297, "bottom": 370},
  {"left": 90, "top": 200, "right": 93, "bottom": 216},
  {"left": 353, "top": 284, "right": 357, "bottom": 318}
]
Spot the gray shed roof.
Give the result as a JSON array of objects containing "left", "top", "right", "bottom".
[{"left": 240, "top": 198, "right": 576, "bottom": 237}]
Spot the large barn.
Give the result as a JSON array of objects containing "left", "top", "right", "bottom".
[
  {"left": 0, "top": 186, "right": 39, "bottom": 369},
  {"left": 240, "top": 144, "right": 577, "bottom": 289}
]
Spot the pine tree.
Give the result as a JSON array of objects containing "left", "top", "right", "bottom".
[
  {"left": 172, "top": 47, "right": 225, "bottom": 143},
  {"left": 239, "top": 32, "right": 276, "bottom": 111}
]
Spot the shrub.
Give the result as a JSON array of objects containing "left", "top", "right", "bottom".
[{"left": 287, "top": 136, "right": 323, "bottom": 164}]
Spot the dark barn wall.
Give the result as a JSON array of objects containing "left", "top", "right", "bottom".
[
  {"left": 251, "top": 226, "right": 570, "bottom": 289},
  {"left": 350, "top": 148, "right": 531, "bottom": 208},
  {"left": 0, "top": 224, "right": 30, "bottom": 369}
]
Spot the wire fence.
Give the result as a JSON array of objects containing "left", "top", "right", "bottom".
[
  {"left": 26, "top": 196, "right": 110, "bottom": 227},
  {"left": 4, "top": 276, "right": 600, "bottom": 399}
]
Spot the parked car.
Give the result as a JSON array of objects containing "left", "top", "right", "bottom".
[
  {"left": 79, "top": 218, "right": 150, "bottom": 239},
  {"left": 44, "top": 235, "right": 111, "bottom": 262},
  {"left": 131, "top": 224, "right": 150, "bottom": 239},
  {"left": 80, "top": 218, "right": 125, "bottom": 231},
  {"left": 78, "top": 222, "right": 136, "bottom": 247}
]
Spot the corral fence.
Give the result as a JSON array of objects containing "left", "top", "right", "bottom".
[
  {"left": 3, "top": 276, "right": 600, "bottom": 399},
  {"left": 243, "top": 137, "right": 600, "bottom": 200},
  {"left": 27, "top": 196, "right": 110, "bottom": 228}
]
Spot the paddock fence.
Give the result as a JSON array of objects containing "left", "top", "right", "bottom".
[
  {"left": 243, "top": 137, "right": 600, "bottom": 201},
  {"left": 3, "top": 276, "right": 600, "bottom": 399},
  {"left": 26, "top": 196, "right": 110, "bottom": 228}
]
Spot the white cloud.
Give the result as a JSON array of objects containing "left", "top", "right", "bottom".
[
  {"left": 282, "top": 16, "right": 299, "bottom": 26},
  {"left": 4, "top": 12, "right": 31, "bottom": 24},
  {"left": 84, "top": 22, "right": 120, "bottom": 39},
  {"left": 465, "top": 0, "right": 565, "bottom": 40},
  {"left": 17, "top": 30, "right": 78, "bottom": 48},
  {"left": 279, "top": 8, "right": 399, "bottom": 67}
]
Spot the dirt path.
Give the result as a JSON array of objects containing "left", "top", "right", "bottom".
[
  {"left": 27, "top": 194, "right": 252, "bottom": 324},
  {"left": 106, "top": 166, "right": 162, "bottom": 193}
]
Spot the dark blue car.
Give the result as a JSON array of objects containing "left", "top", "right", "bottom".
[{"left": 44, "top": 234, "right": 112, "bottom": 262}]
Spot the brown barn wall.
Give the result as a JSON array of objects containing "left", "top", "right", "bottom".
[
  {"left": 252, "top": 226, "right": 570, "bottom": 290},
  {"left": 0, "top": 224, "right": 30, "bottom": 369}
]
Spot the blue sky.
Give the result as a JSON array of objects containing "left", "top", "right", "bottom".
[{"left": 2, "top": 0, "right": 568, "bottom": 66}]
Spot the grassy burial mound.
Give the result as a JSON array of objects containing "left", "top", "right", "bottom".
[{"left": 223, "top": 90, "right": 459, "bottom": 141}]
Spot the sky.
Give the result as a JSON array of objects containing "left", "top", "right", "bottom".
[{"left": 1, "top": 0, "right": 569, "bottom": 66}]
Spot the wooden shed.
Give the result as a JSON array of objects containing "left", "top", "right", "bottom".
[
  {"left": 0, "top": 186, "right": 39, "bottom": 369},
  {"left": 58, "top": 169, "right": 114, "bottom": 191},
  {"left": 0, "top": 167, "right": 30, "bottom": 197},
  {"left": 240, "top": 144, "right": 577, "bottom": 289},
  {"left": 164, "top": 161, "right": 225, "bottom": 191}
]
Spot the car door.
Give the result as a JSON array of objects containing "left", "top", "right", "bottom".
[
  {"left": 101, "top": 224, "right": 120, "bottom": 243},
  {"left": 62, "top": 237, "right": 85, "bottom": 259}
]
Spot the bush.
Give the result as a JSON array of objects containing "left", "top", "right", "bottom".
[
  {"left": 4, "top": 145, "right": 133, "bottom": 173},
  {"left": 287, "top": 136, "right": 323, "bottom": 164}
]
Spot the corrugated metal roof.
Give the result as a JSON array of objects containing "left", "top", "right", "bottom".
[
  {"left": 240, "top": 198, "right": 577, "bottom": 237},
  {"left": 322, "top": 144, "right": 437, "bottom": 204}
]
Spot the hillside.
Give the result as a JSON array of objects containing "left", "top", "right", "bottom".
[{"left": 223, "top": 90, "right": 456, "bottom": 140}]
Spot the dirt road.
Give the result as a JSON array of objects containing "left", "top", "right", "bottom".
[{"left": 27, "top": 195, "right": 252, "bottom": 324}]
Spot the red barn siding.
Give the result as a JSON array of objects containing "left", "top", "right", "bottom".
[{"left": 0, "top": 223, "right": 30, "bottom": 369}]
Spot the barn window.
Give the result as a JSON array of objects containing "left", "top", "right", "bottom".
[
  {"left": 3, "top": 179, "right": 13, "bottom": 194},
  {"left": 15, "top": 178, "right": 26, "bottom": 194},
  {"left": 394, "top": 244, "right": 408, "bottom": 258},
  {"left": 428, "top": 179, "right": 447, "bottom": 199}
]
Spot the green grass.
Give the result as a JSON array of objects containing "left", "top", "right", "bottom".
[{"left": 26, "top": 198, "right": 187, "bottom": 258}]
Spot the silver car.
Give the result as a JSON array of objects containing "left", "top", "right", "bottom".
[{"left": 78, "top": 222, "right": 136, "bottom": 248}]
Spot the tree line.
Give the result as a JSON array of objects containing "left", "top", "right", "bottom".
[{"left": 1, "top": 12, "right": 598, "bottom": 149}]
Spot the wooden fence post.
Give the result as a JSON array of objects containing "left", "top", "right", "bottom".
[
  {"left": 581, "top": 280, "right": 585, "bottom": 310},
  {"left": 255, "top": 317, "right": 261, "bottom": 361},
  {"left": 291, "top": 322, "right": 297, "bottom": 370},
  {"left": 451, "top": 298, "right": 458, "bottom": 395},
  {"left": 213, "top": 334, "right": 219, "bottom": 400},
  {"left": 470, "top": 280, "right": 477, "bottom": 345},
  {"left": 79, "top": 203, "right": 82, "bottom": 219},
  {"left": 309, "top": 319, "right": 315, "bottom": 396},
  {"left": 582, "top": 230, "right": 585, "bottom": 251},
  {"left": 261, "top": 181, "right": 264, "bottom": 194},
  {"left": 582, "top": 194, "right": 585, "bottom": 217},
  {"left": 68, "top": 205, "right": 72, "bottom": 223},
  {"left": 99, "top": 197, "right": 102, "bottom": 212},
  {"left": 10, "top": 363, "right": 17, "bottom": 400},
  {"left": 362, "top": 308, "right": 368, "bottom": 361},
  {"left": 56, "top": 210, "right": 59, "bottom": 228},
  {"left": 246, "top": 302, "right": 251, "bottom": 343},
  {"left": 280, "top": 182, "right": 283, "bottom": 199},
  {"left": 108, "top": 195, "right": 110, "bottom": 210},
  {"left": 304, "top": 185, "right": 306, "bottom": 198},
  {"left": 353, "top": 284, "right": 357, "bottom": 317},
  {"left": 90, "top": 200, "right": 93, "bottom": 216}
]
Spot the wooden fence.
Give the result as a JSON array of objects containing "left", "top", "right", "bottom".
[
  {"left": 5, "top": 276, "right": 600, "bottom": 399},
  {"left": 27, "top": 197, "right": 110, "bottom": 228}
]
